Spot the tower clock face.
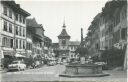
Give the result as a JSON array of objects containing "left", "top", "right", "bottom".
[{"left": 62, "top": 39, "right": 66, "bottom": 45}]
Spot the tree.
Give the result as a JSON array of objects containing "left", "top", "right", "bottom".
[{"left": 75, "top": 46, "right": 88, "bottom": 57}]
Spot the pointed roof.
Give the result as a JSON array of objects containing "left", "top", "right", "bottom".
[{"left": 58, "top": 23, "right": 70, "bottom": 39}]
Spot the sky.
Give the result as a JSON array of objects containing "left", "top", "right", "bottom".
[{"left": 15, "top": 0, "right": 108, "bottom": 43}]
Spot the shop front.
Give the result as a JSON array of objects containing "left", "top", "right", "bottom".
[{"left": 1, "top": 50, "right": 15, "bottom": 68}]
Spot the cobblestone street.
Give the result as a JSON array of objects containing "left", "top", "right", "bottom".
[{"left": 1, "top": 65, "right": 127, "bottom": 82}]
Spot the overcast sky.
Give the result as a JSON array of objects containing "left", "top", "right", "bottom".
[{"left": 16, "top": 0, "right": 108, "bottom": 43}]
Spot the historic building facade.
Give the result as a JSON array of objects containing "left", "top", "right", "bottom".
[
  {"left": 26, "top": 18, "right": 45, "bottom": 57},
  {"left": 84, "top": 0, "right": 127, "bottom": 69},
  {"left": 43, "top": 36, "right": 53, "bottom": 59},
  {"left": 87, "top": 13, "right": 101, "bottom": 56},
  {"left": 68, "top": 41, "right": 80, "bottom": 59},
  {"left": 0, "top": 1, "right": 30, "bottom": 59}
]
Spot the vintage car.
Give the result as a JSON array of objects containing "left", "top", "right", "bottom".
[{"left": 8, "top": 61, "right": 26, "bottom": 71}]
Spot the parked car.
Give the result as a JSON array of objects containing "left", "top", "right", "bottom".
[
  {"left": 8, "top": 61, "right": 26, "bottom": 71},
  {"left": 57, "top": 61, "right": 63, "bottom": 65},
  {"left": 47, "top": 61, "right": 56, "bottom": 66}
]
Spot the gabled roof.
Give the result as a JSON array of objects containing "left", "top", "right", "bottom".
[
  {"left": 69, "top": 41, "right": 80, "bottom": 46},
  {"left": 26, "top": 18, "right": 45, "bottom": 31}
]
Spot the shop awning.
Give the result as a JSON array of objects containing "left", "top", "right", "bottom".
[{"left": 3, "top": 51, "right": 14, "bottom": 56}]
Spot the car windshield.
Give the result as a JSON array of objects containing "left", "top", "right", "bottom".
[{"left": 12, "top": 61, "right": 19, "bottom": 64}]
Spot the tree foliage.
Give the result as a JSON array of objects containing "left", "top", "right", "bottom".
[{"left": 75, "top": 46, "right": 88, "bottom": 57}]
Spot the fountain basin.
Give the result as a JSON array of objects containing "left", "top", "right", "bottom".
[{"left": 59, "top": 63, "right": 109, "bottom": 77}]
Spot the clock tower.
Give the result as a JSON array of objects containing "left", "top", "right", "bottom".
[
  {"left": 58, "top": 21, "right": 70, "bottom": 61},
  {"left": 58, "top": 22, "right": 70, "bottom": 50}
]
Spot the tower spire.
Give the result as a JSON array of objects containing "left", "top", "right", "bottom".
[{"left": 62, "top": 18, "right": 66, "bottom": 29}]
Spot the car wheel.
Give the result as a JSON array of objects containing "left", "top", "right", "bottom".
[
  {"left": 22, "top": 68, "right": 24, "bottom": 71},
  {"left": 23, "top": 67, "right": 25, "bottom": 71}
]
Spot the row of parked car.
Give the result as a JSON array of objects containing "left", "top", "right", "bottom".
[
  {"left": 7, "top": 59, "right": 67, "bottom": 71},
  {"left": 8, "top": 60, "right": 43, "bottom": 71}
]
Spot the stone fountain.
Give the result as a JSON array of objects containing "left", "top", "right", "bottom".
[
  {"left": 59, "top": 60, "right": 109, "bottom": 77},
  {"left": 59, "top": 28, "right": 109, "bottom": 77}
]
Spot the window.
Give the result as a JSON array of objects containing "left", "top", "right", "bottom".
[
  {"left": 23, "top": 17, "right": 25, "bottom": 24},
  {"left": 19, "top": 15, "right": 22, "bottom": 23},
  {"left": 9, "top": 23, "right": 12, "bottom": 33},
  {"left": 19, "top": 27, "right": 22, "bottom": 36},
  {"left": 19, "top": 40, "right": 21, "bottom": 49},
  {"left": 2, "top": 37, "right": 13, "bottom": 48},
  {"left": 4, "top": 6, "right": 7, "bottom": 16},
  {"left": 2, "top": 37, "right": 7, "bottom": 46},
  {"left": 26, "top": 43, "right": 29, "bottom": 50},
  {"left": 23, "top": 28, "right": 25, "bottom": 37},
  {"left": 4, "top": 21, "right": 7, "bottom": 31},
  {"left": 23, "top": 41, "right": 25, "bottom": 49},
  {"left": 9, "top": 9, "right": 12, "bottom": 19},
  {"left": 16, "top": 39, "right": 18, "bottom": 48},
  {"left": 6, "top": 38, "right": 9, "bottom": 47},
  {"left": 10, "top": 39, "right": 13, "bottom": 48},
  {"left": 16, "top": 26, "right": 18, "bottom": 35},
  {"left": 15, "top": 13, "right": 18, "bottom": 21},
  {"left": 21, "top": 40, "right": 23, "bottom": 49}
]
